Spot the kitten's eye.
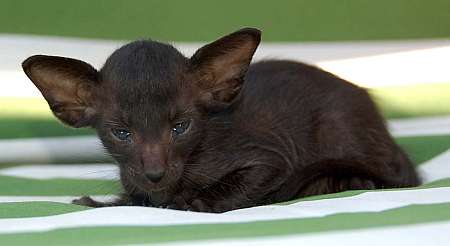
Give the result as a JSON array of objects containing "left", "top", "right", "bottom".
[
  {"left": 172, "top": 120, "right": 191, "bottom": 136},
  {"left": 111, "top": 128, "right": 132, "bottom": 142}
]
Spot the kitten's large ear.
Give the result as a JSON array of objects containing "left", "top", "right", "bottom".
[
  {"left": 22, "top": 55, "right": 99, "bottom": 128},
  {"left": 190, "top": 28, "right": 261, "bottom": 109}
]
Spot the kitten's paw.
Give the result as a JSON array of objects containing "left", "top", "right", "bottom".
[
  {"left": 166, "top": 197, "right": 230, "bottom": 213},
  {"left": 72, "top": 196, "right": 100, "bottom": 207},
  {"left": 190, "top": 199, "right": 214, "bottom": 213},
  {"left": 166, "top": 195, "right": 191, "bottom": 211}
]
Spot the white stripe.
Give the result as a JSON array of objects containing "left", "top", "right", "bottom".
[
  {"left": 154, "top": 221, "right": 450, "bottom": 246},
  {"left": 0, "top": 136, "right": 110, "bottom": 164},
  {"left": 418, "top": 149, "right": 450, "bottom": 183},
  {"left": 0, "top": 164, "right": 117, "bottom": 180},
  {"left": 317, "top": 45, "right": 450, "bottom": 88},
  {"left": 2, "top": 34, "right": 450, "bottom": 98},
  {"left": 3, "top": 34, "right": 449, "bottom": 70},
  {"left": 388, "top": 116, "right": 450, "bottom": 137},
  {"left": 0, "top": 187, "right": 449, "bottom": 234},
  {"left": 0, "top": 195, "right": 115, "bottom": 204}
]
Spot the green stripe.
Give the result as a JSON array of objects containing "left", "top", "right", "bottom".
[
  {"left": 396, "top": 135, "right": 450, "bottom": 164},
  {"left": 1, "top": 202, "right": 449, "bottom": 245},
  {"left": 2, "top": 178, "right": 449, "bottom": 218},
  {"left": 0, "top": 202, "right": 88, "bottom": 219},
  {"left": 1, "top": 0, "right": 449, "bottom": 41},
  {"left": 0, "top": 98, "right": 95, "bottom": 139},
  {"left": 0, "top": 175, "right": 119, "bottom": 196},
  {"left": 421, "top": 178, "right": 450, "bottom": 188},
  {"left": 0, "top": 117, "right": 95, "bottom": 140}
]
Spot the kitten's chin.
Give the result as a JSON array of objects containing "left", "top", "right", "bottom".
[
  {"left": 135, "top": 177, "right": 174, "bottom": 192},
  {"left": 134, "top": 179, "right": 180, "bottom": 206}
]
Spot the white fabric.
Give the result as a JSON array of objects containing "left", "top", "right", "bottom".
[
  {"left": 389, "top": 116, "right": 450, "bottom": 137},
  {"left": 0, "top": 195, "right": 114, "bottom": 204},
  {"left": 0, "top": 187, "right": 449, "bottom": 234},
  {"left": 0, "top": 164, "right": 117, "bottom": 180},
  {"left": 418, "top": 149, "right": 450, "bottom": 183},
  {"left": 2, "top": 34, "right": 450, "bottom": 98},
  {"left": 0, "top": 136, "right": 108, "bottom": 164}
]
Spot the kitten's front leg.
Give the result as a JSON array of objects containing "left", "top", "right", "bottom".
[{"left": 164, "top": 194, "right": 215, "bottom": 212}]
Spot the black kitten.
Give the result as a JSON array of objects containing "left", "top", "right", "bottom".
[{"left": 22, "top": 28, "right": 420, "bottom": 212}]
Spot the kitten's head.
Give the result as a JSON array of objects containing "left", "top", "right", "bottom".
[{"left": 22, "top": 28, "right": 260, "bottom": 193}]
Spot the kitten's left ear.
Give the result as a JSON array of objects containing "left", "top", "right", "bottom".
[{"left": 190, "top": 27, "right": 261, "bottom": 108}]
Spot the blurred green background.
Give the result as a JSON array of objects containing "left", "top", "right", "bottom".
[
  {"left": 1, "top": 0, "right": 450, "bottom": 140},
  {"left": 1, "top": 0, "right": 449, "bottom": 41}
]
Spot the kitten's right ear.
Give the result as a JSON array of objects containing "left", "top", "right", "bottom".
[{"left": 22, "top": 55, "right": 99, "bottom": 128}]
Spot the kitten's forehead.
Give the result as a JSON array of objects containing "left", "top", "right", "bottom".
[
  {"left": 99, "top": 40, "right": 189, "bottom": 128},
  {"left": 100, "top": 39, "right": 188, "bottom": 95}
]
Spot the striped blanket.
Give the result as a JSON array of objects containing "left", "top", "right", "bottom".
[
  {"left": 1, "top": 116, "right": 450, "bottom": 245},
  {"left": 1, "top": 36, "right": 450, "bottom": 245}
]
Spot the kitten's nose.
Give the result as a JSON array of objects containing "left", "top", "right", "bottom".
[
  {"left": 145, "top": 169, "right": 166, "bottom": 183},
  {"left": 141, "top": 144, "right": 168, "bottom": 183}
]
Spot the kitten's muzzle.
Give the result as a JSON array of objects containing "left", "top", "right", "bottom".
[{"left": 141, "top": 143, "right": 168, "bottom": 183}]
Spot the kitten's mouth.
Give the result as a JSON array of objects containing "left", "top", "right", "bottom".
[
  {"left": 142, "top": 185, "right": 168, "bottom": 192},
  {"left": 135, "top": 167, "right": 183, "bottom": 192},
  {"left": 136, "top": 178, "right": 172, "bottom": 192}
]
